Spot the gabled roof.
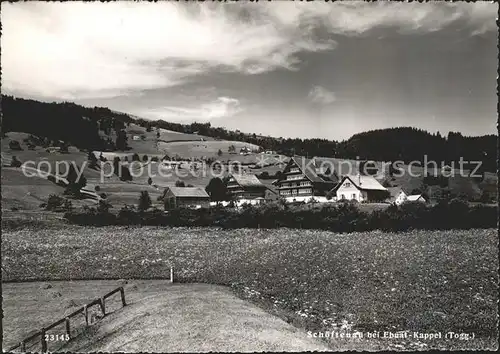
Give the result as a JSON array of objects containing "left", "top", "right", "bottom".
[
  {"left": 387, "top": 186, "right": 406, "bottom": 199},
  {"left": 332, "top": 175, "right": 387, "bottom": 193},
  {"left": 229, "top": 173, "right": 266, "bottom": 188},
  {"left": 407, "top": 194, "right": 425, "bottom": 201},
  {"left": 166, "top": 186, "right": 209, "bottom": 198},
  {"left": 286, "top": 156, "right": 337, "bottom": 185}
]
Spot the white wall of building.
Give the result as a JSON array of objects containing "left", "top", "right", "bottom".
[
  {"left": 335, "top": 179, "right": 366, "bottom": 202},
  {"left": 395, "top": 191, "right": 407, "bottom": 205}
]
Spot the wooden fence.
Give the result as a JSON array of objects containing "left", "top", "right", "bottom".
[{"left": 7, "top": 286, "right": 126, "bottom": 353}]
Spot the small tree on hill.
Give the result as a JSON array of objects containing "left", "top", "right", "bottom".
[
  {"left": 10, "top": 155, "right": 22, "bottom": 168},
  {"left": 138, "top": 191, "right": 152, "bottom": 212},
  {"left": 217, "top": 149, "right": 223, "bottom": 157},
  {"left": 88, "top": 151, "right": 98, "bottom": 169},
  {"left": 120, "top": 165, "right": 133, "bottom": 181},
  {"left": 9, "top": 140, "right": 22, "bottom": 151},
  {"left": 115, "top": 129, "right": 128, "bottom": 151}
]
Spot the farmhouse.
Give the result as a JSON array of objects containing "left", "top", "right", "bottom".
[
  {"left": 163, "top": 187, "right": 210, "bottom": 210},
  {"left": 227, "top": 173, "right": 267, "bottom": 199},
  {"left": 331, "top": 174, "right": 388, "bottom": 202},
  {"left": 276, "top": 156, "right": 338, "bottom": 201}
]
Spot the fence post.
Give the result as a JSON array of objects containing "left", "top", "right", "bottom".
[
  {"left": 119, "top": 287, "right": 126, "bottom": 307},
  {"left": 65, "top": 317, "right": 71, "bottom": 338},
  {"left": 170, "top": 267, "right": 174, "bottom": 283},
  {"left": 83, "top": 304, "right": 89, "bottom": 326},
  {"left": 100, "top": 297, "right": 106, "bottom": 316},
  {"left": 40, "top": 328, "right": 47, "bottom": 352},
  {"left": 20, "top": 341, "right": 26, "bottom": 352}
]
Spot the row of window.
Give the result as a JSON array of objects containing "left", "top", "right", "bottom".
[
  {"left": 280, "top": 189, "right": 313, "bottom": 195},
  {"left": 340, "top": 193, "right": 358, "bottom": 200},
  {"left": 280, "top": 182, "right": 311, "bottom": 188},
  {"left": 286, "top": 175, "right": 305, "bottom": 180}
]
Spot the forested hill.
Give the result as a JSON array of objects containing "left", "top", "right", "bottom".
[{"left": 1, "top": 95, "right": 496, "bottom": 172}]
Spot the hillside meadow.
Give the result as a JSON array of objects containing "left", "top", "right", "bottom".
[{"left": 2, "top": 225, "right": 497, "bottom": 350}]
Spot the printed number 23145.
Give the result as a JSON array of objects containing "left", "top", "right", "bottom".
[{"left": 45, "top": 334, "right": 69, "bottom": 341}]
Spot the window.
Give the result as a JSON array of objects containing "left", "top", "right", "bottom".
[
  {"left": 344, "top": 182, "right": 351, "bottom": 188},
  {"left": 352, "top": 193, "right": 356, "bottom": 200},
  {"left": 341, "top": 194, "right": 345, "bottom": 200}
]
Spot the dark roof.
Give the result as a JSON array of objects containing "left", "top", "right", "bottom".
[
  {"left": 229, "top": 173, "right": 266, "bottom": 188},
  {"left": 288, "top": 156, "right": 337, "bottom": 185},
  {"left": 166, "top": 187, "right": 209, "bottom": 198}
]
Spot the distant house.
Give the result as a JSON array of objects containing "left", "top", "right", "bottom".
[
  {"left": 163, "top": 187, "right": 210, "bottom": 210},
  {"left": 227, "top": 173, "right": 267, "bottom": 199},
  {"left": 276, "top": 156, "right": 338, "bottom": 201},
  {"left": 331, "top": 174, "right": 388, "bottom": 203},
  {"left": 388, "top": 187, "right": 427, "bottom": 205},
  {"left": 407, "top": 194, "right": 427, "bottom": 203}
]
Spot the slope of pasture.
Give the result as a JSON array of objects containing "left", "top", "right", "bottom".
[
  {"left": 158, "top": 140, "right": 261, "bottom": 159},
  {"left": 56, "top": 283, "right": 328, "bottom": 353},
  {"left": 1, "top": 167, "right": 65, "bottom": 210},
  {"left": 2, "top": 226, "right": 497, "bottom": 351}
]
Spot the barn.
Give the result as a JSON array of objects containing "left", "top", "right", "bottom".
[{"left": 163, "top": 186, "right": 210, "bottom": 210}]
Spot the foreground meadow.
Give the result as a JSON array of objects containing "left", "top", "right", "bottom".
[{"left": 2, "top": 226, "right": 498, "bottom": 350}]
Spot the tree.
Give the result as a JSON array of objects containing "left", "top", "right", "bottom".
[
  {"left": 120, "top": 165, "right": 133, "bottom": 181},
  {"left": 156, "top": 131, "right": 160, "bottom": 139},
  {"left": 138, "top": 191, "right": 152, "bottom": 212},
  {"left": 217, "top": 149, "right": 223, "bottom": 156},
  {"left": 146, "top": 124, "right": 152, "bottom": 132},
  {"left": 205, "top": 177, "right": 228, "bottom": 203},
  {"left": 113, "top": 156, "right": 121, "bottom": 176},
  {"left": 88, "top": 151, "right": 98, "bottom": 169},
  {"left": 97, "top": 199, "right": 112, "bottom": 213},
  {"left": 10, "top": 155, "right": 22, "bottom": 168},
  {"left": 175, "top": 180, "right": 186, "bottom": 187},
  {"left": 115, "top": 129, "right": 128, "bottom": 151},
  {"left": 66, "top": 164, "right": 86, "bottom": 194},
  {"left": 9, "top": 140, "right": 22, "bottom": 151}
]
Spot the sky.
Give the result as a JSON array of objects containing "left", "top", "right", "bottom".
[{"left": 1, "top": 1, "right": 498, "bottom": 140}]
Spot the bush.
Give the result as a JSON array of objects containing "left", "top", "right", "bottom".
[
  {"left": 100, "top": 193, "right": 107, "bottom": 199},
  {"left": 10, "top": 156, "right": 22, "bottom": 167},
  {"left": 46, "top": 194, "right": 72, "bottom": 212},
  {"left": 9, "top": 140, "right": 23, "bottom": 151},
  {"left": 138, "top": 191, "right": 152, "bottom": 212}
]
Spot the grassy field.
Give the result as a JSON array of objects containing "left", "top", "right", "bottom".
[{"left": 2, "top": 226, "right": 497, "bottom": 350}]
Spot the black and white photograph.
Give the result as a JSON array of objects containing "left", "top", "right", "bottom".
[{"left": 1, "top": 0, "right": 498, "bottom": 352}]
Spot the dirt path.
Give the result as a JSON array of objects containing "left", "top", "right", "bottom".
[{"left": 3, "top": 281, "right": 329, "bottom": 352}]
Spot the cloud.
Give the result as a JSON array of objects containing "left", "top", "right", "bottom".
[
  {"left": 136, "top": 96, "right": 243, "bottom": 122},
  {"left": 1, "top": 1, "right": 496, "bottom": 99},
  {"left": 308, "top": 86, "right": 336, "bottom": 105}
]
